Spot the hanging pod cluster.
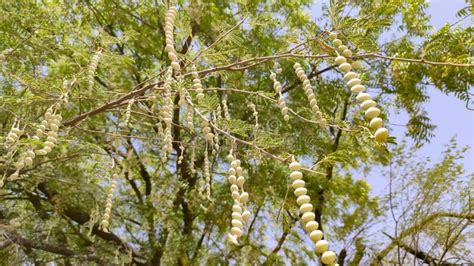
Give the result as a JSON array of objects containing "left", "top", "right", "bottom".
[
  {"left": 100, "top": 174, "right": 118, "bottom": 233},
  {"left": 161, "top": 68, "right": 174, "bottom": 161},
  {"left": 288, "top": 159, "right": 337, "bottom": 265},
  {"left": 8, "top": 103, "right": 63, "bottom": 181},
  {"left": 226, "top": 153, "right": 251, "bottom": 245},
  {"left": 87, "top": 50, "right": 102, "bottom": 92},
  {"left": 329, "top": 32, "right": 389, "bottom": 142},
  {"left": 164, "top": 5, "right": 180, "bottom": 72},
  {"left": 270, "top": 70, "right": 290, "bottom": 121},
  {"left": 190, "top": 65, "right": 204, "bottom": 100},
  {"left": 4, "top": 122, "right": 23, "bottom": 149},
  {"left": 293, "top": 63, "right": 327, "bottom": 128}
]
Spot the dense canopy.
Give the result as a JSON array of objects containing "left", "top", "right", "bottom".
[{"left": 0, "top": 0, "right": 472, "bottom": 265}]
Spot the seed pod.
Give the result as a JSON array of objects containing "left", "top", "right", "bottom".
[
  {"left": 338, "top": 63, "right": 351, "bottom": 73},
  {"left": 44, "top": 141, "right": 55, "bottom": 148},
  {"left": 374, "top": 127, "right": 389, "bottom": 142},
  {"left": 338, "top": 45, "right": 348, "bottom": 52},
  {"left": 230, "top": 184, "right": 239, "bottom": 192},
  {"left": 231, "top": 219, "right": 243, "bottom": 228},
  {"left": 26, "top": 150, "right": 35, "bottom": 158},
  {"left": 296, "top": 195, "right": 311, "bottom": 206},
  {"left": 228, "top": 175, "right": 237, "bottom": 184},
  {"left": 305, "top": 221, "right": 319, "bottom": 232},
  {"left": 342, "top": 49, "right": 352, "bottom": 57},
  {"left": 236, "top": 166, "right": 243, "bottom": 176},
  {"left": 310, "top": 230, "right": 324, "bottom": 242},
  {"left": 360, "top": 100, "right": 377, "bottom": 110},
  {"left": 332, "top": 39, "right": 342, "bottom": 47},
  {"left": 356, "top": 93, "right": 371, "bottom": 102},
  {"left": 283, "top": 114, "right": 290, "bottom": 121},
  {"left": 365, "top": 107, "right": 381, "bottom": 119},
  {"left": 242, "top": 210, "right": 251, "bottom": 222},
  {"left": 334, "top": 56, "right": 346, "bottom": 65},
  {"left": 36, "top": 149, "right": 47, "bottom": 156},
  {"left": 315, "top": 240, "right": 329, "bottom": 253},
  {"left": 50, "top": 124, "right": 59, "bottom": 131},
  {"left": 350, "top": 84, "right": 366, "bottom": 93},
  {"left": 228, "top": 167, "right": 236, "bottom": 175},
  {"left": 232, "top": 212, "right": 243, "bottom": 221},
  {"left": 231, "top": 227, "right": 242, "bottom": 237},
  {"left": 329, "top": 32, "right": 337, "bottom": 39},
  {"left": 347, "top": 78, "right": 361, "bottom": 88},
  {"left": 239, "top": 192, "right": 249, "bottom": 203},
  {"left": 290, "top": 171, "right": 303, "bottom": 180},
  {"left": 289, "top": 161, "right": 302, "bottom": 171},
  {"left": 232, "top": 191, "right": 240, "bottom": 200},
  {"left": 301, "top": 212, "right": 315, "bottom": 223},
  {"left": 231, "top": 160, "right": 239, "bottom": 168},
  {"left": 292, "top": 179, "right": 305, "bottom": 189},
  {"left": 343, "top": 72, "right": 358, "bottom": 81},
  {"left": 299, "top": 203, "right": 313, "bottom": 213},
  {"left": 294, "top": 187, "right": 307, "bottom": 197},
  {"left": 321, "top": 251, "right": 337, "bottom": 265},
  {"left": 237, "top": 176, "right": 245, "bottom": 186},
  {"left": 369, "top": 117, "right": 383, "bottom": 130},
  {"left": 232, "top": 204, "right": 242, "bottom": 213},
  {"left": 171, "top": 61, "right": 180, "bottom": 71}
]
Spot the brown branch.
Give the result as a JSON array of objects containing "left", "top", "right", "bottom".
[
  {"left": 374, "top": 212, "right": 474, "bottom": 264},
  {"left": 355, "top": 52, "right": 474, "bottom": 67},
  {"left": 382, "top": 232, "right": 438, "bottom": 265},
  {"left": 0, "top": 225, "right": 104, "bottom": 264}
]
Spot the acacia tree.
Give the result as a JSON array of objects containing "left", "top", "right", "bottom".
[{"left": 0, "top": 0, "right": 472, "bottom": 265}]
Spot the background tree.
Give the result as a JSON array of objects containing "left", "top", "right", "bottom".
[{"left": 0, "top": 0, "right": 472, "bottom": 265}]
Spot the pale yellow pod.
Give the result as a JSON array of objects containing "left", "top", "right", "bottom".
[
  {"left": 332, "top": 39, "right": 342, "bottom": 47},
  {"left": 237, "top": 176, "right": 245, "bottom": 186},
  {"left": 296, "top": 195, "right": 311, "bottom": 206},
  {"left": 301, "top": 212, "right": 315, "bottom": 223},
  {"left": 289, "top": 161, "right": 302, "bottom": 171},
  {"left": 329, "top": 32, "right": 337, "bottom": 40},
  {"left": 344, "top": 72, "right": 359, "bottom": 81},
  {"left": 365, "top": 107, "right": 381, "bottom": 119},
  {"left": 347, "top": 78, "right": 361, "bottom": 88},
  {"left": 321, "top": 251, "right": 337, "bottom": 265},
  {"left": 360, "top": 100, "right": 377, "bottom": 110},
  {"left": 292, "top": 179, "right": 305, "bottom": 189},
  {"left": 369, "top": 117, "right": 383, "bottom": 130},
  {"left": 227, "top": 175, "right": 237, "bottom": 185},
  {"left": 310, "top": 230, "right": 324, "bottom": 242},
  {"left": 294, "top": 187, "right": 307, "bottom": 197},
  {"left": 334, "top": 56, "right": 347, "bottom": 65},
  {"left": 315, "top": 240, "right": 329, "bottom": 253},
  {"left": 232, "top": 204, "right": 242, "bottom": 213},
  {"left": 231, "top": 219, "right": 243, "bottom": 228},
  {"left": 232, "top": 191, "right": 240, "bottom": 200},
  {"left": 239, "top": 192, "right": 249, "bottom": 203},
  {"left": 350, "top": 84, "right": 366, "bottom": 93},
  {"left": 290, "top": 171, "right": 303, "bottom": 181},
  {"left": 232, "top": 212, "right": 242, "bottom": 221},
  {"left": 242, "top": 210, "right": 251, "bottom": 222},
  {"left": 374, "top": 127, "right": 389, "bottom": 142},
  {"left": 338, "top": 63, "right": 351, "bottom": 73},
  {"left": 305, "top": 221, "right": 319, "bottom": 232},
  {"left": 342, "top": 49, "right": 352, "bottom": 57},
  {"left": 231, "top": 227, "right": 242, "bottom": 237},
  {"left": 299, "top": 203, "right": 313, "bottom": 213},
  {"left": 356, "top": 92, "right": 371, "bottom": 102}
]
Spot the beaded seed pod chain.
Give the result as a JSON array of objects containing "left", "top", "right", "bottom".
[
  {"left": 329, "top": 31, "right": 389, "bottom": 142},
  {"left": 289, "top": 159, "right": 338, "bottom": 265}
]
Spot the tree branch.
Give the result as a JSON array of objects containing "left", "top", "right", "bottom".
[{"left": 0, "top": 225, "right": 104, "bottom": 264}]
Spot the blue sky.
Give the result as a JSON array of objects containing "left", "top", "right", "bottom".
[{"left": 309, "top": 0, "right": 473, "bottom": 176}]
